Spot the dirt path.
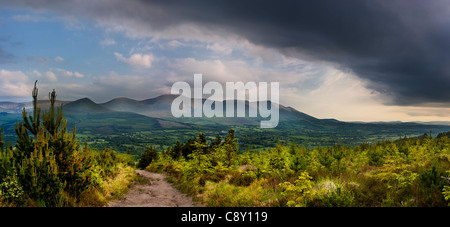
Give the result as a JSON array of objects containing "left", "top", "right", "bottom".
[{"left": 108, "top": 170, "right": 196, "bottom": 207}]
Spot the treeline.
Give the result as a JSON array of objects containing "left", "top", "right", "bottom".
[
  {"left": 0, "top": 83, "right": 135, "bottom": 207},
  {"left": 145, "top": 128, "right": 450, "bottom": 207}
]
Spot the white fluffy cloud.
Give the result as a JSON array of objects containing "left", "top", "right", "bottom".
[
  {"left": 54, "top": 56, "right": 64, "bottom": 62},
  {"left": 74, "top": 72, "right": 84, "bottom": 78},
  {"left": 46, "top": 71, "right": 57, "bottom": 82},
  {"left": 54, "top": 68, "right": 84, "bottom": 78},
  {"left": 0, "top": 69, "right": 30, "bottom": 100},
  {"left": 168, "top": 58, "right": 260, "bottom": 84},
  {"left": 36, "top": 68, "right": 84, "bottom": 83},
  {"left": 114, "top": 52, "right": 154, "bottom": 68},
  {"left": 166, "top": 40, "right": 184, "bottom": 48},
  {"left": 206, "top": 43, "right": 232, "bottom": 55}
]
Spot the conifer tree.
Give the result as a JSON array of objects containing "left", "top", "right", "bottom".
[
  {"left": 12, "top": 81, "right": 93, "bottom": 206},
  {"left": 223, "top": 128, "right": 238, "bottom": 167},
  {"left": 209, "top": 134, "right": 222, "bottom": 150},
  {"left": 171, "top": 140, "right": 183, "bottom": 160},
  {"left": 137, "top": 146, "right": 158, "bottom": 170}
]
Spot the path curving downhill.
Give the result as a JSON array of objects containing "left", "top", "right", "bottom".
[{"left": 108, "top": 170, "right": 196, "bottom": 207}]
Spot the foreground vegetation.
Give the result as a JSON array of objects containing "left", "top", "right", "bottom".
[
  {"left": 146, "top": 129, "right": 450, "bottom": 207},
  {"left": 0, "top": 83, "right": 136, "bottom": 207},
  {"left": 2, "top": 83, "right": 450, "bottom": 207}
]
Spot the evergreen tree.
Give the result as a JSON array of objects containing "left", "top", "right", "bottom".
[
  {"left": 209, "top": 134, "right": 222, "bottom": 150},
  {"left": 197, "top": 132, "right": 208, "bottom": 154},
  {"left": 223, "top": 128, "right": 238, "bottom": 167},
  {"left": 137, "top": 146, "right": 158, "bottom": 169},
  {"left": 182, "top": 138, "right": 196, "bottom": 159},
  {"left": 11, "top": 81, "right": 93, "bottom": 206},
  {"left": 171, "top": 140, "right": 183, "bottom": 160}
]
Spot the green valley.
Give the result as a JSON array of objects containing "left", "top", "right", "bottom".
[
  {"left": 2, "top": 95, "right": 450, "bottom": 159},
  {"left": 2, "top": 85, "right": 450, "bottom": 207}
]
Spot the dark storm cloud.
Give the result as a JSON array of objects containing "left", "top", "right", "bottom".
[
  {"left": 141, "top": 0, "right": 450, "bottom": 106},
  {"left": 4, "top": 0, "right": 450, "bottom": 106}
]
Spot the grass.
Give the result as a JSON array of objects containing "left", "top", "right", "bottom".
[
  {"left": 102, "top": 164, "right": 137, "bottom": 200},
  {"left": 76, "top": 164, "right": 137, "bottom": 207},
  {"left": 146, "top": 133, "right": 450, "bottom": 207}
]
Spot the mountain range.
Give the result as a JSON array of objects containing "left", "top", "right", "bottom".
[{"left": 2, "top": 94, "right": 450, "bottom": 154}]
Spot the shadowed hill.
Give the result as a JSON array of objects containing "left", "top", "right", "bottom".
[
  {"left": 2, "top": 94, "right": 450, "bottom": 151},
  {"left": 101, "top": 94, "right": 177, "bottom": 118},
  {"left": 63, "top": 98, "right": 111, "bottom": 114}
]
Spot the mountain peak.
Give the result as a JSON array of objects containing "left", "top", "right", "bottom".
[
  {"left": 109, "top": 97, "right": 137, "bottom": 102},
  {"left": 64, "top": 97, "right": 110, "bottom": 113},
  {"left": 76, "top": 97, "right": 95, "bottom": 103},
  {"left": 141, "top": 94, "right": 177, "bottom": 104}
]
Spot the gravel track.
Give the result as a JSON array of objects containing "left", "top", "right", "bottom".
[{"left": 108, "top": 170, "right": 195, "bottom": 207}]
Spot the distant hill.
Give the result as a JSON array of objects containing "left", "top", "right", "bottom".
[
  {"left": 100, "top": 97, "right": 143, "bottom": 112},
  {"left": 99, "top": 94, "right": 323, "bottom": 127},
  {"left": 64, "top": 97, "right": 110, "bottom": 114},
  {"left": 61, "top": 96, "right": 192, "bottom": 135},
  {"left": 53, "top": 95, "right": 450, "bottom": 146},
  {"left": 2, "top": 94, "right": 450, "bottom": 153},
  {"left": 0, "top": 102, "right": 25, "bottom": 114},
  {"left": 100, "top": 94, "right": 177, "bottom": 118},
  {"left": 0, "top": 100, "right": 71, "bottom": 113}
]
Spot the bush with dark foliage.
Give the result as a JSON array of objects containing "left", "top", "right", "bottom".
[{"left": 137, "top": 146, "right": 158, "bottom": 169}]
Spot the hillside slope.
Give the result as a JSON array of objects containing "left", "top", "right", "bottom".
[{"left": 2, "top": 95, "right": 450, "bottom": 153}]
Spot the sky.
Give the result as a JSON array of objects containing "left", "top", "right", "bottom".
[{"left": 1, "top": 0, "right": 450, "bottom": 122}]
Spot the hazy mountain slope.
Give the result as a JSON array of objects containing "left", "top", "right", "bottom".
[
  {"left": 100, "top": 97, "right": 144, "bottom": 112},
  {"left": 63, "top": 98, "right": 111, "bottom": 114},
  {"left": 100, "top": 94, "right": 176, "bottom": 118},
  {"left": 100, "top": 95, "right": 323, "bottom": 127},
  {"left": 0, "top": 102, "right": 25, "bottom": 114},
  {"left": 61, "top": 97, "right": 193, "bottom": 135},
  {"left": 3, "top": 95, "right": 450, "bottom": 151}
]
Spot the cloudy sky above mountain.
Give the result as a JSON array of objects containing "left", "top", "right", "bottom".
[{"left": 1, "top": 0, "right": 450, "bottom": 122}]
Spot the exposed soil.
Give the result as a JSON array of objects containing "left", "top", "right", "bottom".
[{"left": 108, "top": 170, "right": 196, "bottom": 207}]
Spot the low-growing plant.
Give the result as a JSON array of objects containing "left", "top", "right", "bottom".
[
  {"left": 229, "top": 171, "right": 255, "bottom": 187},
  {"left": 119, "top": 123, "right": 450, "bottom": 207},
  {"left": 0, "top": 172, "right": 25, "bottom": 206},
  {"left": 279, "top": 171, "right": 317, "bottom": 207}
]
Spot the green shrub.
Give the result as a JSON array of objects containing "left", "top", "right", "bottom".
[
  {"left": 117, "top": 153, "right": 135, "bottom": 167},
  {"left": 137, "top": 146, "right": 158, "bottom": 169},
  {"left": 279, "top": 171, "right": 317, "bottom": 207},
  {"left": 443, "top": 186, "right": 450, "bottom": 206},
  {"left": 415, "top": 164, "right": 448, "bottom": 206},
  {"left": 418, "top": 164, "right": 447, "bottom": 189},
  {"left": 204, "top": 180, "right": 267, "bottom": 207},
  {"left": 0, "top": 172, "right": 25, "bottom": 206},
  {"left": 198, "top": 172, "right": 226, "bottom": 186},
  {"left": 367, "top": 147, "right": 385, "bottom": 167},
  {"left": 229, "top": 172, "right": 255, "bottom": 187},
  {"left": 312, "top": 187, "right": 355, "bottom": 207}
]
